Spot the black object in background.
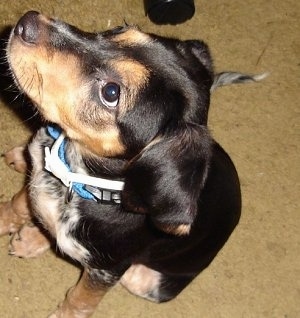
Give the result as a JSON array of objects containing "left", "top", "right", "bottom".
[{"left": 144, "top": 0, "right": 195, "bottom": 25}]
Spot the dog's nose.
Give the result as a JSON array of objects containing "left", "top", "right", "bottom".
[{"left": 14, "top": 11, "right": 40, "bottom": 44}]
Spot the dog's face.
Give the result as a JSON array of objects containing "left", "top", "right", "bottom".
[
  {"left": 8, "top": 11, "right": 213, "bottom": 158},
  {"left": 8, "top": 11, "right": 215, "bottom": 234}
]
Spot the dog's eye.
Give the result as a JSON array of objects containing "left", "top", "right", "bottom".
[{"left": 100, "top": 82, "right": 120, "bottom": 108}]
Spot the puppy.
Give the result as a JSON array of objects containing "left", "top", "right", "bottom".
[{"left": 1, "top": 11, "right": 261, "bottom": 318}]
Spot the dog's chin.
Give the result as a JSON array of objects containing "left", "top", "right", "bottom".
[{"left": 7, "top": 36, "right": 34, "bottom": 85}]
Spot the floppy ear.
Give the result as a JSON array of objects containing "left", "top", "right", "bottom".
[
  {"left": 184, "top": 39, "right": 214, "bottom": 76},
  {"left": 122, "top": 124, "right": 213, "bottom": 236}
]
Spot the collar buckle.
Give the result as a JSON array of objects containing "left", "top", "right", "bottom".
[{"left": 85, "top": 185, "right": 121, "bottom": 205}]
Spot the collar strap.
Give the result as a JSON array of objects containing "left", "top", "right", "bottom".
[{"left": 44, "top": 126, "right": 124, "bottom": 204}]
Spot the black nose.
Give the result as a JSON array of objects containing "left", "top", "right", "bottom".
[{"left": 14, "top": 11, "right": 40, "bottom": 44}]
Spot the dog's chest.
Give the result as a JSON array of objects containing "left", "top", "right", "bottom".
[{"left": 27, "top": 128, "right": 90, "bottom": 263}]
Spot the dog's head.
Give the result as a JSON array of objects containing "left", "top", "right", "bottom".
[{"left": 8, "top": 11, "right": 215, "bottom": 235}]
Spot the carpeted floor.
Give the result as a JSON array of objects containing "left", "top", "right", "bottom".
[{"left": 0, "top": 1, "right": 299, "bottom": 317}]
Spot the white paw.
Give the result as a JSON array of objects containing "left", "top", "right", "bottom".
[{"left": 9, "top": 223, "right": 51, "bottom": 258}]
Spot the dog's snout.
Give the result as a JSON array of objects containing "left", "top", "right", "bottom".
[{"left": 14, "top": 11, "right": 40, "bottom": 44}]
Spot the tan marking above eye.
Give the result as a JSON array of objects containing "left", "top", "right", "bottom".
[
  {"left": 112, "top": 59, "right": 149, "bottom": 87},
  {"left": 109, "top": 58, "right": 150, "bottom": 112},
  {"left": 113, "top": 28, "right": 151, "bottom": 46}
]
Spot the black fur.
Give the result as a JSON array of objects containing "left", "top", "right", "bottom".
[{"left": 8, "top": 11, "right": 242, "bottom": 305}]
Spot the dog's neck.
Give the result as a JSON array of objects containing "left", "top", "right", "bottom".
[{"left": 45, "top": 125, "right": 125, "bottom": 204}]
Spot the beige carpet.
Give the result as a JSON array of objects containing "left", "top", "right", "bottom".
[{"left": 0, "top": 1, "right": 299, "bottom": 317}]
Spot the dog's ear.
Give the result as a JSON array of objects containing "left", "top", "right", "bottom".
[
  {"left": 184, "top": 39, "right": 214, "bottom": 76},
  {"left": 122, "top": 124, "right": 212, "bottom": 236}
]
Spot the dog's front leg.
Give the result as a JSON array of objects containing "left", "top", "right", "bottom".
[
  {"left": 0, "top": 187, "right": 31, "bottom": 236},
  {"left": 0, "top": 144, "right": 31, "bottom": 235},
  {"left": 49, "top": 268, "right": 117, "bottom": 318}
]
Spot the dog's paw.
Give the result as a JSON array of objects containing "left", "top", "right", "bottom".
[
  {"left": 48, "top": 293, "right": 95, "bottom": 318},
  {"left": 48, "top": 310, "right": 60, "bottom": 318},
  {"left": 8, "top": 223, "right": 50, "bottom": 258},
  {"left": 47, "top": 305, "right": 74, "bottom": 318},
  {"left": 48, "top": 311, "right": 61, "bottom": 318},
  {"left": 2, "top": 146, "right": 27, "bottom": 173},
  {"left": 48, "top": 308, "right": 91, "bottom": 318}
]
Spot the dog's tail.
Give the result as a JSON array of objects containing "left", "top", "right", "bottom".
[{"left": 211, "top": 72, "right": 268, "bottom": 92}]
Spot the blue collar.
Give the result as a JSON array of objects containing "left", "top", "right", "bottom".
[{"left": 46, "top": 125, "right": 123, "bottom": 204}]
